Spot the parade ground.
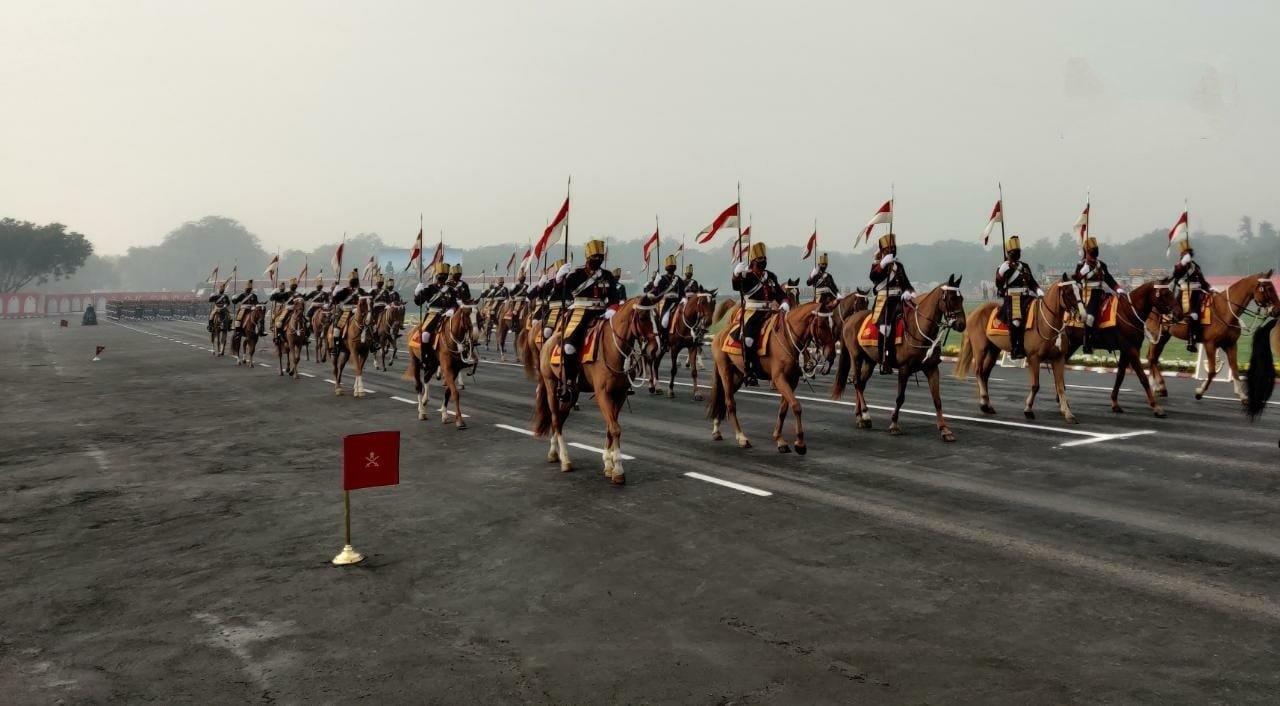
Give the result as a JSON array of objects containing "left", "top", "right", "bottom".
[{"left": 3, "top": 317, "right": 1279, "bottom": 704}]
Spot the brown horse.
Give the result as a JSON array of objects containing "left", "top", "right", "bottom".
[
  {"left": 1146, "top": 270, "right": 1279, "bottom": 402},
  {"left": 519, "top": 299, "right": 559, "bottom": 381},
  {"left": 209, "top": 306, "right": 230, "bottom": 357},
  {"left": 649, "top": 290, "right": 718, "bottom": 400},
  {"left": 231, "top": 305, "right": 263, "bottom": 367},
  {"left": 1068, "top": 279, "right": 1173, "bottom": 416},
  {"left": 373, "top": 303, "right": 405, "bottom": 372},
  {"left": 403, "top": 307, "right": 477, "bottom": 427},
  {"left": 833, "top": 288, "right": 870, "bottom": 332},
  {"left": 332, "top": 298, "right": 374, "bottom": 397},
  {"left": 276, "top": 297, "right": 309, "bottom": 379},
  {"left": 494, "top": 297, "right": 526, "bottom": 363},
  {"left": 831, "top": 276, "right": 967, "bottom": 441},
  {"left": 707, "top": 299, "right": 839, "bottom": 453},
  {"left": 954, "top": 276, "right": 1084, "bottom": 422},
  {"left": 532, "top": 297, "right": 658, "bottom": 483},
  {"left": 310, "top": 305, "right": 333, "bottom": 363}
]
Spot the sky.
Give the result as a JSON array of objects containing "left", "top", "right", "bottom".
[{"left": 3, "top": 0, "right": 1278, "bottom": 256}]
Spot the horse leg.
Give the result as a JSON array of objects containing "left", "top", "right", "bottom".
[
  {"left": 448, "top": 364, "right": 466, "bottom": 429},
  {"left": 606, "top": 392, "right": 625, "bottom": 485},
  {"left": 668, "top": 347, "right": 679, "bottom": 398},
  {"left": 554, "top": 411, "right": 573, "bottom": 473},
  {"left": 854, "top": 355, "right": 873, "bottom": 429},
  {"left": 1110, "top": 349, "right": 1128, "bottom": 413},
  {"left": 888, "top": 370, "right": 907, "bottom": 436},
  {"left": 1195, "top": 341, "right": 1219, "bottom": 399},
  {"left": 774, "top": 377, "right": 805, "bottom": 454},
  {"left": 596, "top": 392, "right": 617, "bottom": 479},
  {"left": 416, "top": 360, "right": 430, "bottom": 421},
  {"left": 278, "top": 344, "right": 285, "bottom": 376},
  {"left": 1052, "top": 356, "right": 1077, "bottom": 423},
  {"left": 977, "top": 344, "right": 998, "bottom": 414},
  {"left": 1148, "top": 333, "right": 1169, "bottom": 397},
  {"left": 1225, "top": 343, "right": 1246, "bottom": 403},
  {"left": 690, "top": 346, "right": 704, "bottom": 402},
  {"left": 1130, "top": 345, "right": 1166, "bottom": 417},
  {"left": 725, "top": 371, "right": 750, "bottom": 448},
  {"left": 332, "top": 349, "right": 344, "bottom": 396},
  {"left": 1022, "top": 355, "right": 1041, "bottom": 420},
  {"left": 928, "top": 367, "right": 955, "bottom": 442}
]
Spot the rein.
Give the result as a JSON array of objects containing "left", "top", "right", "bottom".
[{"left": 906, "top": 286, "right": 962, "bottom": 360}]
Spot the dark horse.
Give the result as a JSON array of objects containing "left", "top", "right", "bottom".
[
  {"left": 1069, "top": 279, "right": 1174, "bottom": 417},
  {"left": 1245, "top": 318, "right": 1277, "bottom": 449}
]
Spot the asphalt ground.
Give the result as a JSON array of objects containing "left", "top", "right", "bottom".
[{"left": 3, "top": 316, "right": 1279, "bottom": 704}]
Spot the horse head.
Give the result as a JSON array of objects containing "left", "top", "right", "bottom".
[
  {"left": 1148, "top": 277, "right": 1176, "bottom": 316},
  {"left": 1051, "top": 273, "right": 1081, "bottom": 314},
  {"left": 1251, "top": 269, "right": 1279, "bottom": 315},
  {"left": 627, "top": 294, "right": 661, "bottom": 348},
  {"left": 940, "top": 274, "right": 966, "bottom": 331}
]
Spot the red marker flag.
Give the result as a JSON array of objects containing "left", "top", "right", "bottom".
[
  {"left": 343, "top": 431, "right": 400, "bottom": 490},
  {"left": 505, "top": 250, "right": 517, "bottom": 273},
  {"left": 427, "top": 242, "right": 445, "bottom": 268},
  {"left": 404, "top": 228, "right": 424, "bottom": 273},
  {"left": 802, "top": 231, "right": 818, "bottom": 260},
  {"left": 981, "top": 200, "right": 1003, "bottom": 246},
  {"left": 534, "top": 196, "right": 570, "bottom": 259},
  {"left": 1167, "top": 210, "right": 1189, "bottom": 256},
  {"left": 695, "top": 201, "right": 741, "bottom": 244},
  {"left": 642, "top": 229, "right": 660, "bottom": 267},
  {"left": 860, "top": 200, "right": 893, "bottom": 245},
  {"left": 1073, "top": 203, "right": 1090, "bottom": 245}
]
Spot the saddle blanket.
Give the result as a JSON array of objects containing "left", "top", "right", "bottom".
[
  {"left": 407, "top": 321, "right": 426, "bottom": 358},
  {"left": 721, "top": 310, "right": 774, "bottom": 357},
  {"left": 986, "top": 302, "right": 1039, "bottom": 337},
  {"left": 1070, "top": 293, "right": 1119, "bottom": 329},
  {"left": 549, "top": 323, "right": 602, "bottom": 365},
  {"left": 857, "top": 315, "right": 904, "bottom": 348}
]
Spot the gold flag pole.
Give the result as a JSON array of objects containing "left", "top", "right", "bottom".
[{"left": 332, "top": 490, "right": 364, "bottom": 565}]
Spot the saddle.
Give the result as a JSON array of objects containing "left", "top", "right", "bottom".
[
  {"left": 721, "top": 310, "right": 776, "bottom": 357},
  {"left": 1070, "top": 292, "right": 1119, "bottom": 329},
  {"left": 549, "top": 322, "right": 603, "bottom": 365},
  {"left": 985, "top": 302, "right": 1039, "bottom": 337},
  {"left": 857, "top": 316, "right": 904, "bottom": 348}
]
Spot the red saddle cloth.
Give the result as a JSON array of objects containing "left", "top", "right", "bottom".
[
  {"left": 858, "top": 315, "right": 904, "bottom": 346},
  {"left": 721, "top": 309, "right": 774, "bottom": 356},
  {"left": 549, "top": 322, "right": 602, "bottom": 365}
]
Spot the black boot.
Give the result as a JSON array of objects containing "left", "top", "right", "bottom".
[
  {"left": 1186, "top": 321, "right": 1200, "bottom": 352},
  {"left": 1082, "top": 329, "right": 1094, "bottom": 354},
  {"left": 743, "top": 347, "right": 761, "bottom": 386},
  {"left": 1010, "top": 326, "right": 1026, "bottom": 360},
  {"left": 878, "top": 334, "right": 894, "bottom": 375},
  {"left": 559, "top": 360, "right": 578, "bottom": 403}
]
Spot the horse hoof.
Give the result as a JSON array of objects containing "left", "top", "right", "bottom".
[
  {"left": 335, "top": 389, "right": 344, "bottom": 396},
  {"left": 1111, "top": 406, "right": 1124, "bottom": 414},
  {"left": 794, "top": 444, "right": 807, "bottom": 456},
  {"left": 611, "top": 473, "right": 625, "bottom": 486},
  {"left": 889, "top": 426, "right": 903, "bottom": 436},
  {"left": 1153, "top": 408, "right": 1167, "bottom": 419},
  {"left": 1194, "top": 392, "right": 1203, "bottom": 401},
  {"left": 546, "top": 453, "right": 558, "bottom": 464},
  {"left": 980, "top": 404, "right": 997, "bottom": 415},
  {"left": 856, "top": 419, "right": 872, "bottom": 430},
  {"left": 418, "top": 412, "right": 427, "bottom": 421},
  {"left": 561, "top": 463, "right": 574, "bottom": 473},
  {"left": 1157, "top": 388, "right": 1168, "bottom": 398},
  {"left": 778, "top": 444, "right": 791, "bottom": 454},
  {"left": 456, "top": 422, "right": 467, "bottom": 430},
  {"left": 693, "top": 394, "right": 704, "bottom": 402},
  {"left": 738, "top": 439, "right": 752, "bottom": 449},
  {"left": 941, "top": 430, "right": 956, "bottom": 443},
  {"left": 1065, "top": 416, "right": 1078, "bottom": 425},
  {"left": 712, "top": 432, "right": 723, "bottom": 441},
  {"left": 1023, "top": 410, "right": 1035, "bottom": 420}
]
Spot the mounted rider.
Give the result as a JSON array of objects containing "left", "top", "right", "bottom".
[
  {"left": 447, "top": 264, "right": 472, "bottom": 304},
  {"left": 506, "top": 271, "right": 529, "bottom": 321},
  {"left": 683, "top": 264, "right": 702, "bottom": 296},
  {"left": 1072, "top": 236, "right": 1124, "bottom": 354},
  {"left": 330, "top": 270, "right": 369, "bottom": 345},
  {"left": 994, "top": 236, "right": 1044, "bottom": 360},
  {"left": 646, "top": 255, "right": 684, "bottom": 346},
  {"left": 303, "top": 275, "right": 330, "bottom": 319},
  {"left": 731, "top": 241, "right": 786, "bottom": 386},
  {"left": 807, "top": 253, "right": 839, "bottom": 305},
  {"left": 1171, "top": 240, "right": 1210, "bottom": 352},
  {"left": 869, "top": 233, "right": 914, "bottom": 374},
  {"left": 613, "top": 268, "right": 627, "bottom": 301},
  {"left": 538, "top": 260, "right": 567, "bottom": 339},
  {"left": 412, "top": 262, "right": 457, "bottom": 350},
  {"left": 268, "top": 277, "right": 302, "bottom": 342},
  {"left": 207, "top": 282, "right": 231, "bottom": 332},
  {"left": 553, "top": 239, "right": 620, "bottom": 402},
  {"left": 231, "top": 280, "right": 266, "bottom": 336}
]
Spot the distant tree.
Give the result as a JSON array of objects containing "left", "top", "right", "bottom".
[
  {"left": 0, "top": 218, "right": 94, "bottom": 293},
  {"left": 1258, "top": 220, "right": 1277, "bottom": 241},
  {"left": 1238, "top": 215, "right": 1254, "bottom": 240},
  {"left": 114, "top": 216, "right": 267, "bottom": 290}
]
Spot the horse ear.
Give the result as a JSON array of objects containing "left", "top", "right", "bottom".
[
  {"left": 1061, "top": 272, "right": 1069, "bottom": 282},
  {"left": 954, "top": 274, "right": 962, "bottom": 287},
  {"left": 1266, "top": 268, "right": 1274, "bottom": 278}
]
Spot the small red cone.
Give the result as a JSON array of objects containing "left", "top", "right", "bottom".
[{"left": 92, "top": 345, "right": 105, "bottom": 362}]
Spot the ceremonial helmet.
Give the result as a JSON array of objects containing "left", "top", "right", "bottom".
[
  {"left": 495, "top": 277, "right": 503, "bottom": 285},
  {"left": 288, "top": 277, "right": 298, "bottom": 287},
  {"left": 1083, "top": 236, "right": 1099, "bottom": 256},
  {"left": 245, "top": 279, "right": 255, "bottom": 288},
  {"left": 584, "top": 239, "right": 607, "bottom": 258},
  {"left": 684, "top": 264, "right": 694, "bottom": 276},
  {"left": 553, "top": 258, "right": 566, "bottom": 269},
  {"left": 749, "top": 242, "right": 767, "bottom": 263},
  {"left": 663, "top": 254, "right": 677, "bottom": 269},
  {"left": 817, "top": 253, "right": 829, "bottom": 266},
  {"left": 450, "top": 264, "right": 463, "bottom": 275},
  {"left": 386, "top": 278, "right": 395, "bottom": 288},
  {"left": 374, "top": 273, "right": 384, "bottom": 286},
  {"left": 347, "top": 269, "right": 360, "bottom": 284},
  {"left": 433, "top": 262, "right": 449, "bottom": 277},
  {"left": 1005, "top": 236, "right": 1022, "bottom": 260},
  {"left": 877, "top": 233, "right": 896, "bottom": 251},
  {"left": 612, "top": 267, "right": 622, "bottom": 277},
  {"left": 313, "top": 275, "right": 324, "bottom": 287},
  {"left": 1178, "top": 240, "right": 1193, "bottom": 256}
]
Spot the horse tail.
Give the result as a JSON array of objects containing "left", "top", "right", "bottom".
[
  {"left": 518, "top": 331, "right": 537, "bottom": 380},
  {"left": 830, "top": 339, "right": 851, "bottom": 400},
  {"left": 706, "top": 362, "right": 726, "bottom": 423},
  {"left": 1245, "top": 318, "right": 1276, "bottom": 420},
  {"left": 713, "top": 298, "right": 736, "bottom": 326},
  {"left": 532, "top": 382, "right": 552, "bottom": 437},
  {"left": 954, "top": 328, "right": 974, "bottom": 380}
]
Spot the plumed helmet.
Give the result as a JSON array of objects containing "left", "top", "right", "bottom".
[
  {"left": 684, "top": 264, "right": 693, "bottom": 275},
  {"left": 387, "top": 278, "right": 395, "bottom": 287},
  {"left": 817, "top": 253, "right": 829, "bottom": 266},
  {"left": 314, "top": 275, "right": 324, "bottom": 286},
  {"left": 663, "top": 254, "right": 677, "bottom": 268},
  {"left": 584, "top": 239, "right": 606, "bottom": 258},
  {"left": 1083, "top": 236, "right": 1099, "bottom": 254},
  {"left": 450, "top": 264, "right": 463, "bottom": 275},
  {"left": 245, "top": 279, "right": 255, "bottom": 287},
  {"left": 877, "top": 233, "right": 896, "bottom": 250},
  {"left": 748, "top": 242, "right": 767, "bottom": 262},
  {"left": 433, "top": 262, "right": 449, "bottom": 276},
  {"left": 1178, "top": 240, "right": 1193, "bottom": 255},
  {"left": 495, "top": 277, "right": 503, "bottom": 285},
  {"left": 1006, "top": 235, "right": 1022, "bottom": 253},
  {"left": 553, "top": 259, "right": 566, "bottom": 269}
]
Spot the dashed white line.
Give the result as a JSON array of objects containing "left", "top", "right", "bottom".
[
  {"left": 1057, "top": 430, "right": 1159, "bottom": 447},
  {"left": 391, "top": 396, "right": 417, "bottom": 405},
  {"left": 495, "top": 423, "right": 534, "bottom": 436},
  {"left": 298, "top": 372, "right": 315, "bottom": 378},
  {"left": 568, "top": 442, "right": 636, "bottom": 461},
  {"left": 685, "top": 472, "right": 772, "bottom": 497}
]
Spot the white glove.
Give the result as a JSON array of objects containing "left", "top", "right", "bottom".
[
  {"left": 536, "top": 274, "right": 549, "bottom": 288},
  {"left": 1180, "top": 253, "right": 1191, "bottom": 266},
  {"left": 556, "top": 263, "right": 571, "bottom": 280},
  {"left": 880, "top": 253, "right": 895, "bottom": 267},
  {"left": 444, "top": 308, "right": 455, "bottom": 318},
  {"left": 413, "top": 283, "right": 427, "bottom": 296},
  {"left": 902, "top": 290, "right": 916, "bottom": 301},
  {"left": 998, "top": 262, "right": 1011, "bottom": 276},
  {"left": 1035, "top": 288, "right": 1046, "bottom": 298},
  {"left": 733, "top": 261, "right": 748, "bottom": 275},
  {"left": 604, "top": 307, "right": 616, "bottom": 320},
  {"left": 1079, "top": 265, "right": 1092, "bottom": 277},
  {"left": 810, "top": 267, "right": 820, "bottom": 278},
  {"left": 1115, "top": 287, "right": 1125, "bottom": 295},
  {"left": 780, "top": 301, "right": 790, "bottom": 312}
]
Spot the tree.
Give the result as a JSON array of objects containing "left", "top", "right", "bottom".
[
  {"left": 1238, "top": 215, "right": 1254, "bottom": 241},
  {"left": 0, "top": 218, "right": 94, "bottom": 293}
]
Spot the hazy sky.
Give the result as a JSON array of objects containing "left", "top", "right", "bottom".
[{"left": 3, "top": 1, "right": 1277, "bottom": 256}]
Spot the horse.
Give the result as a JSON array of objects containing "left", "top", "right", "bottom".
[
  {"left": 231, "top": 305, "right": 263, "bottom": 367},
  {"left": 648, "top": 290, "right": 717, "bottom": 400},
  {"left": 331, "top": 297, "right": 374, "bottom": 397},
  {"left": 276, "top": 297, "right": 309, "bottom": 379},
  {"left": 831, "top": 276, "right": 967, "bottom": 441},
  {"left": 1146, "top": 270, "right": 1279, "bottom": 402},
  {"left": 1069, "top": 279, "right": 1174, "bottom": 417},
  {"left": 494, "top": 298, "right": 526, "bottom": 363},
  {"left": 707, "top": 299, "right": 839, "bottom": 453},
  {"left": 532, "top": 297, "right": 658, "bottom": 484},
  {"left": 209, "top": 306, "right": 230, "bottom": 357},
  {"left": 954, "top": 276, "right": 1084, "bottom": 422},
  {"left": 833, "top": 288, "right": 871, "bottom": 333},
  {"left": 519, "top": 300, "right": 556, "bottom": 381},
  {"left": 1245, "top": 319, "right": 1277, "bottom": 448},
  {"left": 373, "top": 303, "right": 405, "bottom": 372},
  {"left": 309, "top": 305, "right": 333, "bottom": 363},
  {"left": 403, "top": 306, "right": 477, "bottom": 428}
]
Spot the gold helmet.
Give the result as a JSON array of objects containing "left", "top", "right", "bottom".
[
  {"left": 347, "top": 269, "right": 360, "bottom": 281},
  {"left": 817, "top": 253, "right": 828, "bottom": 266},
  {"left": 245, "top": 279, "right": 255, "bottom": 288},
  {"left": 432, "top": 262, "right": 449, "bottom": 276},
  {"left": 288, "top": 277, "right": 298, "bottom": 286},
  {"left": 748, "top": 242, "right": 767, "bottom": 262},
  {"left": 314, "top": 275, "right": 324, "bottom": 286},
  {"left": 1083, "top": 236, "right": 1099, "bottom": 254},
  {"left": 877, "top": 233, "right": 896, "bottom": 250},
  {"left": 1178, "top": 240, "right": 1192, "bottom": 255},
  {"left": 553, "top": 258, "right": 566, "bottom": 269},
  {"left": 450, "top": 264, "right": 463, "bottom": 275},
  {"left": 612, "top": 267, "right": 622, "bottom": 277},
  {"left": 1005, "top": 235, "right": 1022, "bottom": 252},
  {"left": 584, "top": 239, "right": 606, "bottom": 258},
  {"left": 684, "top": 264, "right": 694, "bottom": 276},
  {"left": 374, "top": 274, "right": 384, "bottom": 285},
  {"left": 663, "top": 254, "right": 677, "bottom": 268}
]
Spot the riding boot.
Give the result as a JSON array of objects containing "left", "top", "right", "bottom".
[
  {"left": 878, "top": 334, "right": 894, "bottom": 375},
  {"left": 207, "top": 319, "right": 214, "bottom": 333},
  {"left": 1010, "top": 326, "right": 1026, "bottom": 360},
  {"left": 559, "top": 358, "right": 579, "bottom": 403},
  {"left": 1185, "top": 320, "right": 1199, "bottom": 352},
  {"left": 743, "top": 347, "right": 761, "bottom": 386},
  {"left": 1082, "top": 329, "right": 1094, "bottom": 354}
]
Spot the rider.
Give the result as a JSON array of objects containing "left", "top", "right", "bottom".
[
  {"left": 646, "top": 254, "right": 684, "bottom": 346},
  {"left": 731, "top": 242, "right": 786, "bottom": 386},
  {"left": 869, "top": 233, "right": 914, "bottom": 374},
  {"left": 330, "top": 270, "right": 368, "bottom": 345},
  {"left": 553, "top": 239, "right": 619, "bottom": 402},
  {"left": 384, "top": 278, "right": 403, "bottom": 305},
  {"left": 994, "top": 236, "right": 1044, "bottom": 360},
  {"left": 207, "top": 282, "right": 231, "bottom": 332},
  {"left": 231, "top": 280, "right": 266, "bottom": 336},
  {"left": 269, "top": 277, "right": 301, "bottom": 342},
  {"left": 303, "top": 275, "right": 329, "bottom": 320},
  {"left": 1171, "top": 239, "right": 1210, "bottom": 352},
  {"left": 807, "top": 253, "right": 839, "bottom": 305},
  {"left": 1072, "top": 236, "right": 1124, "bottom": 354},
  {"left": 683, "top": 264, "right": 702, "bottom": 296},
  {"left": 447, "top": 264, "right": 472, "bottom": 303},
  {"left": 613, "top": 268, "right": 627, "bottom": 301},
  {"left": 507, "top": 271, "right": 529, "bottom": 320},
  {"left": 412, "top": 262, "right": 457, "bottom": 349},
  {"left": 539, "top": 260, "right": 567, "bottom": 340}
]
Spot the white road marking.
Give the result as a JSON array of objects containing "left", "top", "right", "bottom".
[
  {"left": 495, "top": 423, "right": 535, "bottom": 436},
  {"left": 298, "top": 372, "right": 315, "bottom": 378},
  {"left": 1057, "top": 430, "right": 1159, "bottom": 447},
  {"left": 84, "top": 445, "right": 110, "bottom": 470},
  {"left": 1066, "top": 383, "right": 1130, "bottom": 392},
  {"left": 1198, "top": 393, "right": 1275, "bottom": 406},
  {"left": 685, "top": 471, "right": 772, "bottom": 497},
  {"left": 568, "top": 442, "right": 636, "bottom": 460},
  {"left": 391, "top": 396, "right": 417, "bottom": 405}
]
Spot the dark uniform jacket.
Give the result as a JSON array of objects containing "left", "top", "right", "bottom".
[
  {"left": 413, "top": 282, "right": 456, "bottom": 310},
  {"left": 732, "top": 268, "right": 785, "bottom": 308},
  {"left": 995, "top": 261, "right": 1040, "bottom": 296},
  {"left": 231, "top": 289, "right": 261, "bottom": 305},
  {"left": 807, "top": 269, "right": 838, "bottom": 300}
]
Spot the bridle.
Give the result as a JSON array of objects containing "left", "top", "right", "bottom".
[{"left": 906, "top": 285, "right": 963, "bottom": 360}]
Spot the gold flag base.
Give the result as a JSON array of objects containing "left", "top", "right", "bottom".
[{"left": 331, "top": 544, "right": 364, "bottom": 565}]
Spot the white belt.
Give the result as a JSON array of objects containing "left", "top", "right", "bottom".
[
  {"left": 884, "top": 288, "right": 901, "bottom": 296},
  {"left": 744, "top": 301, "right": 768, "bottom": 310},
  {"left": 1007, "top": 287, "right": 1028, "bottom": 294},
  {"left": 1185, "top": 283, "right": 1201, "bottom": 290},
  {"left": 572, "top": 298, "right": 605, "bottom": 309}
]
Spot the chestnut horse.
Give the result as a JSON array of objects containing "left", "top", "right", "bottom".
[
  {"left": 494, "top": 297, "right": 526, "bottom": 363},
  {"left": 275, "top": 297, "right": 309, "bottom": 379},
  {"left": 373, "top": 303, "right": 405, "bottom": 372},
  {"left": 532, "top": 297, "right": 658, "bottom": 484},
  {"left": 1146, "top": 270, "right": 1279, "bottom": 402},
  {"left": 954, "top": 276, "right": 1083, "bottom": 422},
  {"left": 231, "top": 305, "right": 263, "bottom": 367},
  {"left": 209, "top": 306, "right": 230, "bottom": 357},
  {"left": 1245, "top": 319, "right": 1277, "bottom": 448},
  {"left": 332, "top": 297, "right": 374, "bottom": 397},
  {"left": 310, "top": 305, "right": 333, "bottom": 363},
  {"left": 648, "top": 290, "right": 717, "bottom": 400},
  {"left": 403, "top": 308, "right": 477, "bottom": 428},
  {"left": 707, "top": 300, "right": 839, "bottom": 453},
  {"left": 1069, "top": 279, "right": 1173, "bottom": 417},
  {"left": 832, "top": 276, "right": 967, "bottom": 441}
]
